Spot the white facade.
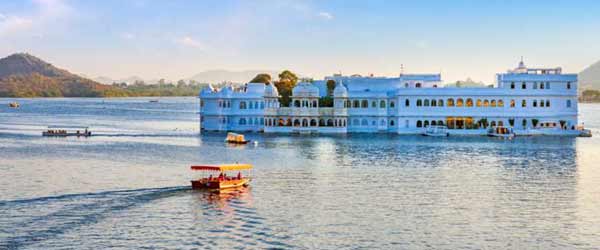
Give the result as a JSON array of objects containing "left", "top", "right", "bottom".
[{"left": 199, "top": 61, "right": 582, "bottom": 136}]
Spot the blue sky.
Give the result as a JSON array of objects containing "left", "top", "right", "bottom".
[{"left": 1, "top": 0, "right": 600, "bottom": 83}]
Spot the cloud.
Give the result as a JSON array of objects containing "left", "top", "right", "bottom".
[
  {"left": 318, "top": 12, "right": 334, "bottom": 20},
  {"left": 175, "top": 36, "right": 206, "bottom": 50},
  {"left": 0, "top": 0, "right": 72, "bottom": 37}
]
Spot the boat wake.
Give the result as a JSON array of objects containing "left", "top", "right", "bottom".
[{"left": 0, "top": 186, "right": 189, "bottom": 249}]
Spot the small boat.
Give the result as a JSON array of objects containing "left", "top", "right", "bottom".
[
  {"left": 190, "top": 164, "right": 253, "bottom": 190},
  {"left": 42, "top": 126, "right": 92, "bottom": 137},
  {"left": 8, "top": 102, "right": 20, "bottom": 108},
  {"left": 487, "top": 126, "right": 515, "bottom": 139},
  {"left": 225, "top": 132, "right": 249, "bottom": 144},
  {"left": 149, "top": 100, "right": 159, "bottom": 103},
  {"left": 578, "top": 129, "right": 592, "bottom": 137},
  {"left": 423, "top": 125, "right": 449, "bottom": 137}
]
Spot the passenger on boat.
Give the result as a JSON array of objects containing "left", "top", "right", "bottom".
[{"left": 237, "top": 172, "right": 242, "bottom": 180}]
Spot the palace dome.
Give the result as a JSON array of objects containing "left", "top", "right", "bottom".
[
  {"left": 264, "top": 83, "right": 279, "bottom": 97},
  {"left": 292, "top": 82, "right": 319, "bottom": 97},
  {"left": 333, "top": 81, "right": 348, "bottom": 97}
]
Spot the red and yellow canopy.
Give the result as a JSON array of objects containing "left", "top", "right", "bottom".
[{"left": 191, "top": 164, "right": 253, "bottom": 171}]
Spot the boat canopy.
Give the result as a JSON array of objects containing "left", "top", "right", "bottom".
[{"left": 191, "top": 164, "right": 253, "bottom": 171}]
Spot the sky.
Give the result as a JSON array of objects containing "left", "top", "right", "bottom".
[{"left": 1, "top": 0, "right": 600, "bottom": 83}]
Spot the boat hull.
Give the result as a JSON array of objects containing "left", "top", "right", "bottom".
[
  {"left": 42, "top": 132, "right": 92, "bottom": 137},
  {"left": 191, "top": 178, "right": 250, "bottom": 190}
]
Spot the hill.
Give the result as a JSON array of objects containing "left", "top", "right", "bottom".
[
  {"left": 0, "top": 53, "right": 128, "bottom": 97},
  {"left": 579, "top": 60, "right": 600, "bottom": 90}
]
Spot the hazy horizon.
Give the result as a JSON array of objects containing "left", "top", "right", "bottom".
[{"left": 2, "top": 0, "right": 600, "bottom": 83}]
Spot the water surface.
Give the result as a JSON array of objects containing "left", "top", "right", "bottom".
[{"left": 1, "top": 98, "right": 599, "bottom": 249}]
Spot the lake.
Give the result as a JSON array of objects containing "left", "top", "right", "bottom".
[{"left": 1, "top": 97, "right": 599, "bottom": 249}]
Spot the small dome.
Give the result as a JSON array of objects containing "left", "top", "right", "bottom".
[
  {"left": 292, "top": 82, "right": 319, "bottom": 97},
  {"left": 264, "top": 83, "right": 279, "bottom": 97},
  {"left": 333, "top": 81, "right": 348, "bottom": 97}
]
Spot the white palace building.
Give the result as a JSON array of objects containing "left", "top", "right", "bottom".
[{"left": 199, "top": 60, "right": 584, "bottom": 136}]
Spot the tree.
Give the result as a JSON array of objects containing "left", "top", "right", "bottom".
[
  {"left": 177, "top": 79, "right": 186, "bottom": 88},
  {"left": 326, "top": 79, "right": 336, "bottom": 96},
  {"left": 319, "top": 96, "right": 334, "bottom": 107},
  {"left": 274, "top": 70, "right": 299, "bottom": 107},
  {"left": 249, "top": 73, "right": 272, "bottom": 84}
]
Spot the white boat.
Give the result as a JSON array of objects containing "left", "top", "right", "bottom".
[
  {"left": 487, "top": 126, "right": 515, "bottom": 139},
  {"left": 423, "top": 125, "right": 449, "bottom": 137}
]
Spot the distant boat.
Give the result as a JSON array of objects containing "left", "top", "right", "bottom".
[
  {"left": 487, "top": 126, "right": 515, "bottom": 139},
  {"left": 225, "top": 132, "right": 250, "bottom": 144},
  {"left": 149, "top": 100, "right": 159, "bottom": 103},
  {"left": 8, "top": 102, "right": 20, "bottom": 108},
  {"left": 42, "top": 126, "right": 92, "bottom": 137},
  {"left": 423, "top": 125, "right": 449, "bottom": 137}
]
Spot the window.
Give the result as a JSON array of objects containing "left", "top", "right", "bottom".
[
  {"left": 424, "top": 121, "right": 430, "bottom": 127},
  {"left": 416, "top": 83, "right": 422, "bottom": 88},
  {"left": 431, "top": 100, "right": 437, "bottom": 107},
  {"left": 353, "top": 119, "right": 360, "bottom": 126},
  {"left": 522, "top": 100, "right": 527, "bottom": 107},
  {"left": 456, "top": 98, "right": 464, "bottom": 107},
  {"left": 416, "top": 120, "right": 423, "bottom": 128},
  {"left": 390, "top": 120, "right": 395, "bottom": 126},
  {"left": 372, "top": 101, "right": 377, "bottom": 108},
  {"left": 540, "top": 100, "right": 544, "bottom": 107},
  {"left": 380, "top": 100, "right": 386, "bottom": 108},
  {"left": 533, "top": 82, "right": 538, "bottom": 89},
  {"left": 424, "top": 99, "right": 430, "bottom": 106},
  {"left": 522, "top": 82, "right": 526, "bottom": 89},
  {"left": 239, "top": 118, "right": 247, "bottom": 125},
  {"left": 361, "top": 100, "right": 368, "bottom": 108},
  {"left": 477, "top": 99, "right": 482, "bottom": 107},
  {"left": 533, "top": 100, "right": 537, "bottom": 107},
  {"left": 546, "top": 100, "right": 550, "bottom": 107},
  {"left": 491, "top": 100, "right": 496, "bottom": 107},
  {"left": 294, "top": 100, "right": 300, "bottom": 107},
  {"left": 239, "top": 101, "right": 247, "bottom": 109},
  {"left": 260, "top": 118, "right": 264, "bottom": 125},
  {"left": 498, "top": 100, "right": 504, "bottom": 107},
  {"left": 390, "top": 101, "right": 395, "bottom": 108},
  {"left": 511, "top": 82, "right": 515, "bottom": 89},
  {"left": 372, "top": 120, "right": 376, "bottom": 126},
  {"left": 466, "top": 98, "right": 473, "bottom": 107},
  {"left": 546, "top": 82, "right": 550, "bottom": 89},
  {"left": 510, "top": 100, "right": 515, "bottom": 107},
  {"left": 249, "top": 102, "right": 254, "bottom": 109},
  {"left": 249, "top": 118, "right": 253, "bottom": 125},
  {"left": 566, "top": 100, "right": 572, "bottom": 108},
  {"left": 405, "top": 99, "right": 410, "bottom": 107},
  {"left": 483, "top": 100, "right": 489, "bottom": 107},
  {"left": 361, "top": 119, "right": 368, "bottom": 126},
  {"left": 405, "top": 83, "right": 409, "bottom": 88},
  {"left": 353, "top": 100, "right": 360, "bottom": 108},
  {"left": 438, "top": 99, "right": 444, "bottom": 107},
  {"left": 312, "top": 100, "right": 318, "bottom": 108},
  {"left": 447, "top": 98, "right": 455, "bottom": 107},
  {"left": 417, "top": 99, "right": 422, "bottom": 107},
  {"left": 567, "top": 82, "right": 571, "bottom": 89},
  {"left": 540, "top": 83, "right": 544, "bottom": 89},
  {"left": 200, "top": 100, "right": 204, "bottom": 107}
]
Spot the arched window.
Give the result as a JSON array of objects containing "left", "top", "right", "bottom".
[
  {"left": 361, "top": 119, "right": 368, "bottom": 126},
  {"left": 546, "top": 100, "right": 550, "bottom": 107},
  {"left": 239, "top": 101, "right": 247, "bottom": 109},
  {"left": 405, "top": 99, "right": 410, "bottom": 107},
  {"left": 431, "top": 121, "right": 437, "bottom": 126},
  {"left": 353, "top": 100, "right": 360, "bottom": 108},
  {"left": 438, "top": 120, "right": 444, "bottom": 125},
  {"left": 417, "top": 99, "right": 422, "bottom": 107},
  {"left": 498, "top": 100, "right": 504, "bottom": 107},
  {"left": 327, "top": 119, "right": 334, "bottom": 126},
  {"left": 476, "top": 99, "right": 482, "bottom": 107},
  {"left": 431, "top": 100, "right": 437, "bottom": 107},
  {"left": 447, "top": 98, "right": 455, "bottom": 107},
  {"left": 361, "top": 100, "right": 368, "bottom": 108},
  {"left": 424, "top": 120, "right": 430, "bottom": 127},
  {"left": 416, "top": 83, "right": 422, "bottom": 88},
  {"left": 372, "top": 101, "right": 377, "bottom": 108},
  {"left": 416, "top": 120, "right": 423, "bottom": 128},
  {"left": 390, "top": 120, "right": 395, "bottom": 126},
  {"left": 371, "top": 120, "right": 376, "bottom": 126},
  {"left": 424, "top": 99, "right": 430, "bottom": 106},
  {"left": 456, "top": 98, "right": 464, "bottom": 107},
  {"left": 522, "top": 100, "right": 527, "bottom": 107},
  {"left": 491, "top": 100, "right": 496, "bottom": 107},
  {"left": 438, "top": 99, "right": 444, "bottom": 107},
  {"left": 239, "top": 118, "right": 247, "bottom": 125},
  {"left": 380, "top": 100, "right": 386, "bottom": 108},
  {"left": 310, "top": 119, "right": 317, "bottom": 127},
  {"left": 353, "top": 119, "right": 360, "bottom": 126},
  {"left": 533, "top": 100, "right": 537, "bottom": 107},
  {"left": 319, "top": 119, "right": 325, "bottom": 126},
  {"left": 566, "top": 100, "right": 572, "bottom": 108},
  {"left": 390, "top": 101, "right": 395, "bottom": 108},
  {"left": 302, "top": 119, "right": 308, "bottom": 127},
  {"left": 483, "top": 100, "right": 489, "bottom": 107},
  {"left": 466, "top": 98, "right": 473, "bottom": 107}
]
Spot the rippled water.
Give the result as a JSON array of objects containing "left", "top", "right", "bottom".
[{"left": 1, "top": 98, "right": 599, "bottom": 249}]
